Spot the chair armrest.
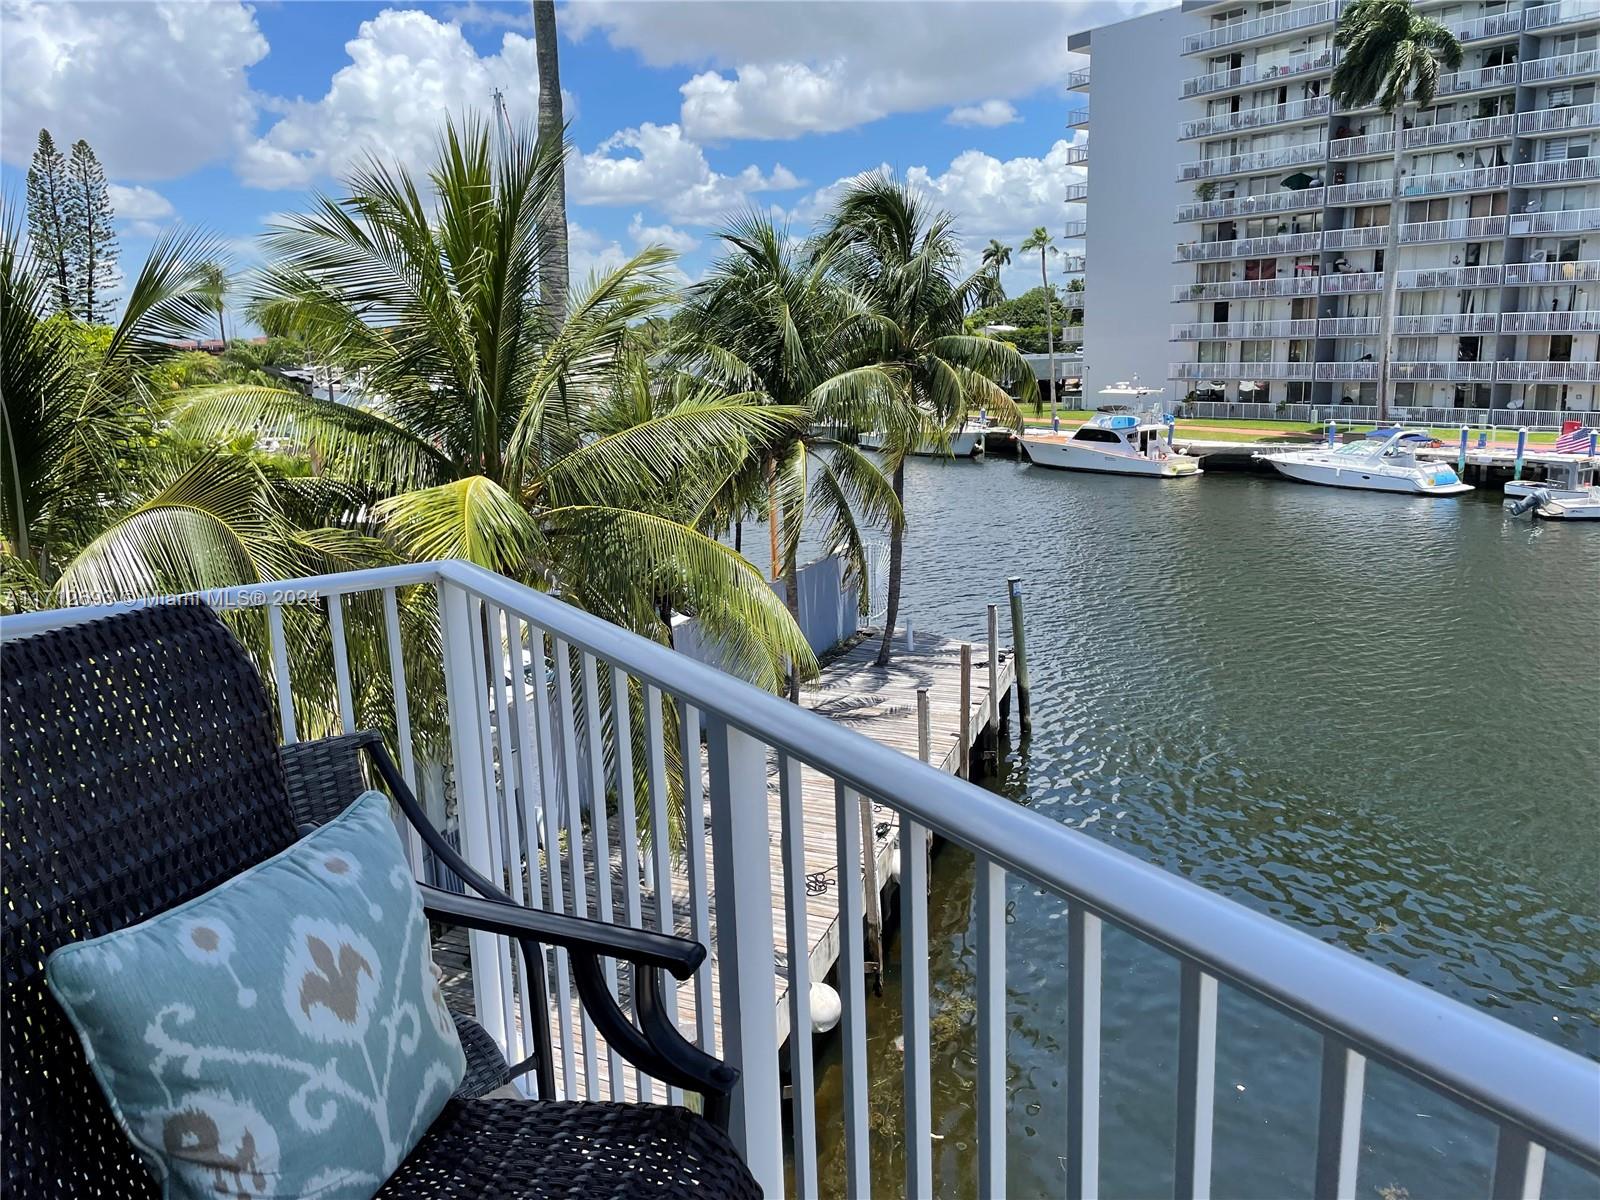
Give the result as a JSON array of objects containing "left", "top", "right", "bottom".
[{"left": 418, "top": 885, "right": 704, "bottom": 979}]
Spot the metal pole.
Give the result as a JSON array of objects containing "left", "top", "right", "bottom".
[
  {"left": 1515, "top": 425, "right": 1528, "bottom": 480},
  {"left": 986, "top": 603, "right": 1000, "bottom": 734},
  {"left": 861, "top": 790, "right": 883, "bottom": 996},
  {"left": 917, "top": 687, "right": 931, "bottom": 765},
  {"left": 959, "top": 642, "right": 973, "bottom": 781},
  {"left": 1458, "top": 424, "right": 1470, "bottom": 475},
  {"left": 1007, "top": 577, "right": 1031, "bottom": 732}
]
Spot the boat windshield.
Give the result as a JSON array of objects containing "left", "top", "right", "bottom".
[{"left": 1330, "top": 440, "right": 1380, "bottom": 457}]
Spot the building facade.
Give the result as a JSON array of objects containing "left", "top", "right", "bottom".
[{"left": 1080, "top": 0, "right": 1600, "bottom": 416}]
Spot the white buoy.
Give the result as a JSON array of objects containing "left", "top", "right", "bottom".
[{"left": 810, "top": 981, "right": 842, "bottom": 1033}]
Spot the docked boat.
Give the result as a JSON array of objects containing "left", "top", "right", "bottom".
[
  {"left": 1253, "top": 429, "right": 1472, "bottom": 496},
  {"left": 1504, "top": 458, "right": 1600, "bottom": 520},
  {"left": 1021, "top": 411, "right": 1202, "bottom": 478},
  {"left": 860, "top": 417, "right": 987, "bottom": 458}
]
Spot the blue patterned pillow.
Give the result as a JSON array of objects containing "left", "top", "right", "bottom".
[{"left": 47, "top": 790, "right": 466, "bottom": 1200}]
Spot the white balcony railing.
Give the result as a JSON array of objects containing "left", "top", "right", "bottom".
[
  {"left": 1329, "top": 131, "right": 1396, "bottom": 160},
  {"left": 1068, "top": 67, "right": 1091, "bottom": 90},
  {"left": 1178, "top": 141, "right": 1326, "bottom": 181},
  {"left": 1447, "top": 10, "right": 1524, "bottom": 40},
  {"left": 7, "top": 562, "right": 1599, "bottom": 1200},
  {"left": 1324, "top": 178, "right": 1394, "bottom": 205},
  {"left": 1514, "top": 156, "right": 1600, "bottom": 186},
  {"left": 1171, "top": 319, "right": 1320, "bottom": 340},
  {"left": 1524, "top": 0, "right": 1600, "bottom": 29},
  {"left": 1500, "top": 309, "right": 1600, "bottom": 332},
  {"left": 1180, "top": 96, "right": 1331, "bottom": 140},
  {"left": 1064, "top": 182, "right": 1088, "bottom": 203},
  {"left": 1400, "top": 215, "right": 1508, "bottom": 243},
  {"left": 1315, "top": 361, "right": 1380, "bottom": 380},
  {"left": 1318, "top": 315, "right": 1382, "bottom": 337},
  {"left": 1504, "top": 258, "right": 1600, "bottom": 284},
  {"left": 1181, "top": 0, "right": 1338, "bottom": 55},
  {"left": 1066, "top": 107, "right": 1090, "bottom": 129},
  {"left": 1520, "top": 49, "right": 1600, "bottom": 83},
  {"left": 1497, "top": 361, "right": 1600, "bottom": 381},
  {"left": 1321, "top": 271, "right": 1385, "bottom": 293},
  {"left": 1432, "top": 62, "right": 1521, "bottom": 96},
  {"left": 1390, "top": 360, "right": 1497, "bottom": 382},
  {"left": 1392, "top": 312, "right": 1501, "bottom": 334},
  {"left": 1172, "top": 275, "right": 1321, "bottom": 301},
  {"left": 1400, "top": 164, "right": 1511, "bottom": 196},
  {"left": 1064, "top": 145, "right": 1089, "bottom": 166},
  {"left": 1062, "top": 219, "right": 1088, "bottom": 239},
  {"left": 1404, "top": 113, "right": 1515, "bottom": 148},
  {"left": 1175, "top": 231, "right": 1322, "bottom": 261},
  {"left": 1516, "top": 102, "right": 1600, "bottom": 136},
  {"left": 1397, "top": 264, "right": 1504, "bottom": 288},
  {"left": 1323, "top": 225, "right": 1390, "bottom": 249},
  {"left": 1170, "top": 360, "right": 1317, "bottom": 380},
  {"left": 1176, "top": 187, "right": 1325, "bottom": 223},
  {"left": 1182, "top": 51, "right": 1334, "bottom": 98},
  {"left": 1509, "top": 206, "right": 1600, "bottom": 235}
]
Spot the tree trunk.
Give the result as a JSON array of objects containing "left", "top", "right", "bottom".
[
  {"left": 874, "top": 460, "right": 906, "bottom": 668},
  {"left": 1376, "top": 104, "right": 1410, "bottom": 425},
  {"left": 784, "top": 566, "right": 802, "bottom": 703},
  {"left": 532, "top": 0, "right": 570, "bottom": 331},
  {"left": 733, "top": 519, "right": 742, "bottom": 554},
  {"left": 217, "top": 304, "right": 227, "bottom": 347},
  {"left": 765, "top": 451, "right": 780, "bottom": 581},
  {"left": 1043, "top": 250, "right": 1057, "bottom": 424}
]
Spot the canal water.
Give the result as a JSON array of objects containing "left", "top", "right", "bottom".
[{"left": 804, "top": 459, "right": 1599, "bottom": 1199}]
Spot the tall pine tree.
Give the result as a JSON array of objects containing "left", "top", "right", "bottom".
[
  {"left": 64, "top": 139, "right": 118, "bottom": 324},
  {"left": 25, "top": 130, "right": 72, "bottom": 314}
]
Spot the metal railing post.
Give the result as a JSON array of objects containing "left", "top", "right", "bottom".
[{"left": 706, "top": 718, "right": 783, "bottom": 1195}]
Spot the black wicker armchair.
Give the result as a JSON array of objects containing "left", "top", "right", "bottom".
[{"left": 1, "top": 603, "right": 760, "bottom": 1199}]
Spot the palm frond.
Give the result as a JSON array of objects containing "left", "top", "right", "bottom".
[{"left": 375, "top": 476, "right": 544, "bottom": 574}]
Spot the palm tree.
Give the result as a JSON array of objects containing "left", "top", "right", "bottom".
[
  {"left": 818, "top": 173, "right": 1036, "bottom": 667},
  {"left": 1332, "top": 0, "right": 1462, "bottom": 421},
  {"left": 200, "top": 260, "right": 229, "bottom": 345},
  {"left": 980, "top": 238, "right": 1012, "bottom": 304},
  {"left": 675, "top": 212, "right": 907, "bottom": 696},
  {"left": 1019, "top": 226, "right": 1059, "bottom": 424},
  {"left": 532, "top": 0, "right": 570, "bottom": 328},
  {"left": 185, "top": 116, "right": 813, "bottom": 692}
]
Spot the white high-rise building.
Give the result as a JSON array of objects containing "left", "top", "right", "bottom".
[{"left": 1076, "top": 0, "right": 1600, "bottom": 417}]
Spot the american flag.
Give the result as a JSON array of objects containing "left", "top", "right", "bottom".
[{"left": 1554, "top": 425, "right": 1594, "bottom": 454}]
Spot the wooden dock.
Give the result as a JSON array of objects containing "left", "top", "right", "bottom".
[{"left": 436, "top": 625, "right": 1016, "bottom": 1102}]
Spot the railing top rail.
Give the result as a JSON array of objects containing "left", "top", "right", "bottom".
[{"left": 4, "top": 556, "right": 1598, "bottom": 1168}]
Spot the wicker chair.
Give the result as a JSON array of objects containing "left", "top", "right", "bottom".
[{"left": 1, "top": 603, "right": 760, "bottom": 1199}]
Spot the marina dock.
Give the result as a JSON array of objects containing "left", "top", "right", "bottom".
[
  {"left": 437, "top": 623, "right": 1017, "bottom": 1102},
  {"left": 1178, "top": 436, "right": 1599, "bottom": 483}
]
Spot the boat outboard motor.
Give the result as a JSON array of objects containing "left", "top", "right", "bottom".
[{"left": 1504, "top": 488, "right": 1550, "bottom": 517}]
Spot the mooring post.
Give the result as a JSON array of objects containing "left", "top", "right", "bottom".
[
  {"left": 959, "top": 642, "right": 973, "bottom": 780},
  {"left": 1515, "top": 425, "right": 1528, "bottom": 481},
  {"left": 986, "top": 603, "right": 1000, "bottom": 732},
  {"left": 1458, "top": 425, "right": 1469, "bottom": 475},
  {"left": 917, "top": 687, "right": 931, "bottom": 765},
  {"left": 1007, "top": 577, "right": 1032, "bottom": 732},
  {"left": 861, "top": 794, "right": 883, "bottom": 997}
]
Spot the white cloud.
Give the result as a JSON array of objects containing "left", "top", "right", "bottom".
[
  {"left": 440, "top": 1, "right": 535, "bottom": 31},
  {"left": 237, "top": 10, "right": 543, "bottom": 189},
  {"left": 627, "top": 213, "right": 700, "bottom": 254},
  {"left": 947, "top": 100, "right": 1020, "bottom": 128},
  {"left": 107, "top": 184, "right": 177, "bottom": 237},
  {"left": 567, "top": 0, "right": 1154, "bottom": 140},
  {"left": 0, "top": 0, "right": 266, "bottom": 179},
  {"left": 568, "top": 221, "right": 630, "bottom": 281},
  {"left": 569, "top": 121, "right": 800, "bottom": 225}
]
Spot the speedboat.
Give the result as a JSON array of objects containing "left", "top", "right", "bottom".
[
  {"left": 1021, "top": 411, "right": 1202, "bottom": 478},
  {"left": 1253, "top": 428, "right": 1472, "bottom": 496},
  {"left": 860, "top": 416, "right": 987, "bottom": 458},
  {"left": 1504, "top": 458, "right": 1600, "bottom": 520}
]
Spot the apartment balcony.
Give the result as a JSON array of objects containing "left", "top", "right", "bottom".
[
  {"left": 9, "top": 561, "right": 1598, "bottom": 1200},
  {"left": 1324, "top": 178, "right": 1394, "bottom": 205},
  {"left": 1520, "top": 49, "right": 1600, "bottom": 84},
  {"left": 1404, "top": 113, "right": 1515, "bottom": 149},
  {"left": 1509, "top": 205, "right": 1600, "bottom": 235},
  {"left": 1171, "top": 361, "right": 1317, "bottom": 380},
  {"left": 1400, "top": 215, "right": 1509, "bottom": 243},
  {"left": 1316, "top": 361, "right": 1380, "bottom": 381},
  {"left": 1172, "top": 275, "right": 1320, "bottom": 301},
  {"left": 1176, "top": 187, "right": 1325, "bottom": 223},
  {"left": 1321, "top": 270, "right": 1385, "bottom": 294},
  {"left": 1501, "top": 309, "right": 1600, "bottom": 332},
  {"left": 1064, "top": 182, "right": 1088, "bottom": 203},
  {"left": 1329, "top": 131, "right": 1395, "bottom": 161},
  {"left": 1180, "top": 96, "right": 1331, "bottom": 140},
  {"left": 1068, "top": 67, "right": 1091, "bottom": 91},
  {"left": 1497, "top": 361, "right": 1600, "bottom": 381},
  {"left": 1397, "top": 264, "right": 1504, "bottom": 288},
  {"left": 1392, "top": 312, "right": 1501, "bottom": 334},
  {"left": 1181, "top": 0, "right": 1338, "bottom": 55},
  {"left": 1063, "top": 290, "right": 1086, "bottom": 312},
  {"left": 1446, "top": 9, "right": 1523, "bottom": 41},
  {"left": 1390, "top": 361, "right": 1497, "bottom": 382},
  {"left": 1504, "top": 258, "right": 1600, "bottom": 284},
  {"left": 1516, "top": 102, "right": 1600, "bottom": 136},
  {"left": 1175, "top": 231, "right": 1323, "bottom": 262},
  {"left": 1523, "top": 0, "right": 1600, "bottom": 30},
  {"left": 1060, "top": 324, "right": 1085, "bottom": 343},
  {"left": 1318, "top": 315, "right": 1382, "bottom": 337},
  {"left": 1066, "top": 107, "right": 1090, "bottom": 129},
  {"left": 1514, "top": 156, "right": 1600, "bottom": 186},
  {"left": 1182, "top": 51, "right": 1333, "bottom": 99},
  {"left": 1062, "top": 254, "right": 1086, "bottom": 275},
  {"left": 1171, "top": 319, "right": 1320, "bottom": 341},
  {"left": 1431, "top": 62, "right": 1521, "bottom": 97},
  {"left": 1399, "top": 164, "right": 1511, "bottom": 197},
  {"left": 1324, "top": 225, "right": 1390, "bottom": 249},
  {"left": 1062, "top": 219, "right": 1088, "bottom": 239},
  {"left": 1178, "top": 141, "right": 1326, "bottom": 182},
  {"left": 1064, "top": 145, "right": 1089, "bottom": 166}
]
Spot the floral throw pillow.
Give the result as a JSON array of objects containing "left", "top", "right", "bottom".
[{"left": 47, "top": 790, "right": 466, "bottom": 1200}]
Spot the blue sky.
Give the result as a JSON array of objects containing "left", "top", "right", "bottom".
[{"left": 1, "top": 0, "right": 1135, "bottom": 319}]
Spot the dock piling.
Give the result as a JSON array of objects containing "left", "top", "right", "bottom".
[
  {"left": 917, "top": 687, "right": 931, "bottom": 764},
  {"left": 959, "top": 642, "right": 973, "bottom": 780},
  {"left": 1515, "top": 426, "right": 1528, "bottom": 480},
  {"left": 860, "top": 789, "right": 883, "bottom": 997},
  {"left": 1008, "top": 577, "right": 1032, "bottom": 732},
  {"left": 1458, "top": 425, "right": 1469, "bottom": 475}
]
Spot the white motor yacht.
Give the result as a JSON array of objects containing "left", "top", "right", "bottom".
[
  {"left": 1253, "top": 429, "right": 1472, "bottom": 496},
  {"left": 860, "top": 416, "right": 987, "bottom": 458},
  {"left": 1022, "top": 411, "right": 1202, "bottom": 478},
  {"left": 1504, "top": 458, "right": 1600, "bottom": 520}
]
